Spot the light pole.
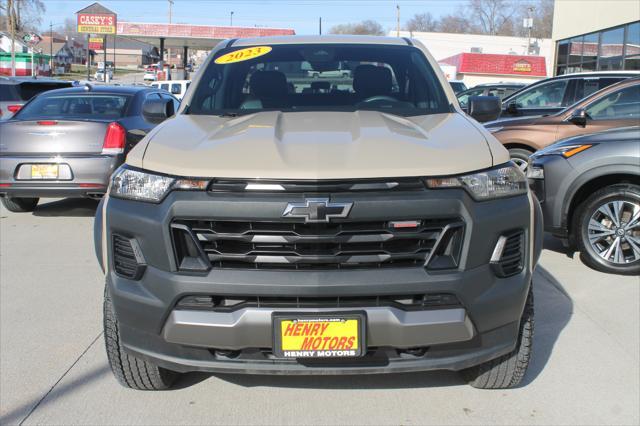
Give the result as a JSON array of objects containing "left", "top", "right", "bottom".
[
  {"left": 230, "top": 11, "right": 234, "bottom": 26},
  {"left": 396, "top": 5, "right": 400, "bottom": 37}
]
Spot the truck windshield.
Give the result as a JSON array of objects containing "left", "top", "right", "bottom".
[{"left": 188, "top": 44, "right": 450, "bottom": 117}]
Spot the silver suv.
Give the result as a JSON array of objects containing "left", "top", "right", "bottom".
[{"left": 95, "top": 36, "right": 543, "bottom": 390}]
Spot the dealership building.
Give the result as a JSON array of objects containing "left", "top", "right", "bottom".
[{"left": 552, "top": 0, "right": 640, "bottom": 75}]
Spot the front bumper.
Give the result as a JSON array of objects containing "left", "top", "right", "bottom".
[
  {"left": 97, "top": 187, "right": 542, "bottom": 374},
  {"left": 0, "top": 154, "right": 121, "bottom": 198},
  {"left": 528, "top": 155, "right": 572, "bottom": 237}
]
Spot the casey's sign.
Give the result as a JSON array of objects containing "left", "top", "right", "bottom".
[{"left": 77, "top": 13, "right": 117, "bottom": 34}]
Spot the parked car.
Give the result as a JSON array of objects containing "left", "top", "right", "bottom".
[
  {"left": 0, "top": 85, "right": 180, "bottom": 212},
  {"left": 0, "top": 77, "right": 73, "bottom": 120},
  {"left": 499, "top": 71, "right": 639, "bottom": 119},
  {"left": 308, "top": 62, "right": 352, "bottom": 79},
  {"left": 449, "top": 80, "right": 467, "bottom": 94},
  {"left": 143, "top": 65, "right": 159, "bottom": 82},
  {"left": 94, "top": 68, "right": 114, "bottom": 82},
  {"left": 457, "top": 82, "right": 526, "bottom": 110},
  {"left": 95, "top": 35, "right": 542, "bottom": 391},
  {"left": 151, "top": 80, "right": 191, "bottom": 100},
  {"left": 528, "top": 126, "right": 640, "bottom": 275},
  {"left": 487, "top": 77, "right": 640, "bottom": 170}
]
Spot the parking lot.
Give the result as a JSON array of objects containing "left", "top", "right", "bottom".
[{"left": 0, "top": 198, "right": 638, "bottom": 425}]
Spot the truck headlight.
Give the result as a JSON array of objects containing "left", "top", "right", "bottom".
[
  {"left": 110, "top": 166, "right": 208, "bottom": 203},
  {"left": 426, "top": 163, "right": 527, "bottom": 201}
]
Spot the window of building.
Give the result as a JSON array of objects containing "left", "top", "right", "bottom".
[{"left": 555, "top": 20, "right": 640, "bottom": 75}]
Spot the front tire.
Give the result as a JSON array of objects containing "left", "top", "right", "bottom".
[
  {"left": 508, "top": 148, "right": 533, "bottom": 172},
  {"left": 104, "top": 282, "right": 179, "bottom": 390},
  {"left": 1, "top": 197, "right": 39, "bottom": 212},
  {"left": 461, "top": 284, "right": 533, "bottom": 389},
  {"left": 574, "top": 183, "right": 640, "bottom": 275}
]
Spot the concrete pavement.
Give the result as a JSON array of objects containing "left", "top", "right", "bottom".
[{"left": 1, "top": 198, "right": 638, "bottom": 425}]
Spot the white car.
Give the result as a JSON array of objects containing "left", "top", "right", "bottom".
[
  {"left": 94, "top": 69, "right": 113, "bottom": 82},
  {"left": 143, "top": 71, "right": 157, "bottom": 82}
]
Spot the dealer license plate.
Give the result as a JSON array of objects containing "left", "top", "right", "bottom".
[
  {"left": 30, "top": 164, "right": 59, "bottom": 179},
  {"left": 273, "top": 314, "right": 365, "bottom": 358}
]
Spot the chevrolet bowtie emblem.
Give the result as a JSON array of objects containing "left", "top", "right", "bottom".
[{"left": 282, "top": 198, "right": 353, "bottom": 223}]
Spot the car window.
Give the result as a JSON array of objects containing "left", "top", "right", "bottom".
[
  {"left": 190, "top": 44, "right": 450, "bottom": 117},
  {"left": 160, "top": 84, "right": 170, "bottom": 91},
  {"left": 0, "top": 85, "right": 19, "bottom": 101},
  {"left": 15, "top": 94, "right": 131, "bottom": 120},
  {"left": 457, "top": 88, "right": 484, "bottom": 107},
  {"left": 171, "top": 84, "right": 182, "bottom": 95},
  {"left": 573, "top": 78, "right": 627, "bottom": 104},
  {"left": 511, "top": 79, "right": 569, "bottom": 109},
  {"left": 17, "top": 82, "right": 72, "bottom": 101},
  {"left": 585, "top": 84, "right": 640, "bottom": 120}
]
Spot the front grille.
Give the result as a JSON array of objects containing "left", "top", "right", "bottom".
[
  {"left": 171, "top": 218, "right": 463, "bottom": 271},
  {"left": 176, "top": 293, "right": 462, "bottom": 312},
  {"left": 112, "top": 234, "right": 145, "bottom": 279},
  {"left": 493, "top": 230, "right": 525, "bottom": 277},
  {"left": 208, "top": 178, "right": 425, "bottom": 193}
]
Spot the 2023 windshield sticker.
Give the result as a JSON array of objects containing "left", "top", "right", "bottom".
[{"left": 214, "top": 46, "right": 273, "bottom": 64}]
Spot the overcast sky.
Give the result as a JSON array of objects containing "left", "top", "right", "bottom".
[{"left": 42, "top": 0, "right": 465, "bottom": 34}]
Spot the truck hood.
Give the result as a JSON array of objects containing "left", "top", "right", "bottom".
[{"left": 134, "top": 111, "right": 501, "bottom": 179}]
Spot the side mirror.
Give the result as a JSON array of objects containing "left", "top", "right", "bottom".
[
  {"left": 506, "top": 101, "right": 518, "bottom": 115},
  {"left": 143, "top": 98, "right": 174, "bottom": 123},
  {"left": 468, "top": 95, "right": 501, "bottom": 123},
  {"left": 568, "top": 109, "right": 588, "bottom": 126}
]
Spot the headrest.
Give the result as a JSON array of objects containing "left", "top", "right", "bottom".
[
  {"left": 250, "top": 71, "right": 288, "bottom": 99},
  {"left": 353, "top": 65, "right": 392, "bottom": 97},
  {"left": 70, "top": 103, "right": 91, "bottom": 114}
]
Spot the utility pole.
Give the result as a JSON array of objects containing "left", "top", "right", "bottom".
[
  {"left": 50, "top": 22, "right": 53, "bottom": 75},
  {"left": 319, "top": 17, "right": 322, "bottom": 35},
  {"left": 9, "top": 0, "right": 15, "bottom": 76},
  {"left": 230, "top": 11, "right": 234, "bottom": 26},
  {"left": 168, "top": 0, "right": 174, "bottom": 79},
  {"left": 396, "top": 5, "right": 400, "bottom": 37},
  {"left": 526, "top": 6, "right": 534, "bottom": 55}
]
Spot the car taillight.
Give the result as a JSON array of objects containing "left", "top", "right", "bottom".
[
  {"left": 37, "top": 121, "right": 58, "bottom": 126},
  {"left": 102, "top": 122, "right": 126, "bottom": 155},
  {"left": 7, "top": 105, "right": 22, "bottom": 113}
]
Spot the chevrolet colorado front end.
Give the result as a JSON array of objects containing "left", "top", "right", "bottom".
[{"left": 95, "top": 36, "right": 543, "bottom": 390}]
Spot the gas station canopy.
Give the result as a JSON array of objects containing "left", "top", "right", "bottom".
[{"left": 116, "top": 22, "right": 296, "bottom": 50}]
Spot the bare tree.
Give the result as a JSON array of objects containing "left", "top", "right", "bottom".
[
  {"left": 0, "top": 0, "right": 45, "bottom": 32},
  {"left": 468, "top": 0, "right": 518, "bottom": 35},
  {"left": 329, "top": 20, "right": 385, "bottom": 36},
  {"left": 405, "top": 12, "right": 438, "bottom": 33},
  {"left": 438, "top": 14, "right": 473, "bottom": 34}
]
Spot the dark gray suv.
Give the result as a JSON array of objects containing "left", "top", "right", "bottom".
[{"left": 528, "top": 126, "right": 640, "bottom": 275}]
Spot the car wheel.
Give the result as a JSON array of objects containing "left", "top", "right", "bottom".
[
  {"left": 104, "top": 282, "right": 179, "bottom": 390},
  {"left": 574, "top": 183, "right": 640, "bottom": 275},
  {"left": 461, "top": 283, "right": 533, "bottom": 389},
  {"left": 508, "top": 148, "right": 533, "bottom": 172},
  {"left": 0, "top": 197, "right": 39, "bottom": 213}
]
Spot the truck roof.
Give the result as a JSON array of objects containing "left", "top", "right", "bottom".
[{"left": 232, "top": 35, "right": 412, "bottom": 47}]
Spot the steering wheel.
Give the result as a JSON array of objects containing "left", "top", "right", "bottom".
[{"left": 361, "top": 95, "right": 398, "bottom": 103}]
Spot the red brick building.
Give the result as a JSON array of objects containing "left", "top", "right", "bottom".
[{"left": 439, "top": 53, "right": 547, "bottom": 87}]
